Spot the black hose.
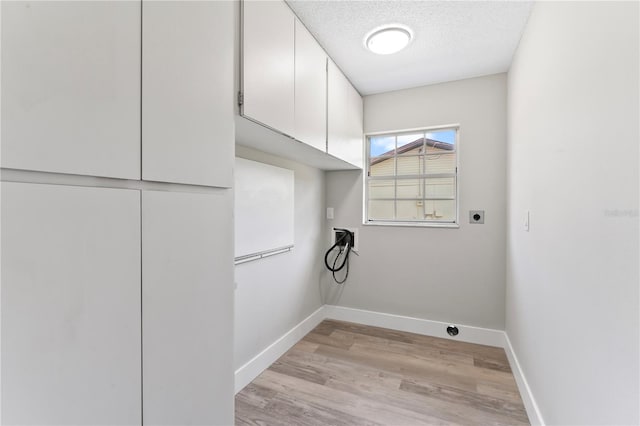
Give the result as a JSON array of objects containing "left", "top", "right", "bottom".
[
  {"left": 324, "top": 229, "right": 353, "bottom": 284},
  {"left": 331, "top": 245, "right": 349, "bottom": 284}
]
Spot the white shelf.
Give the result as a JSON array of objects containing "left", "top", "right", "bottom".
[{"left": 235, "top": 115, "right": 361, "bottom": 171}]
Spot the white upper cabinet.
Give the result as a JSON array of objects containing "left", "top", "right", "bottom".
[
  {"left": 142, "top": 1, "right": 234, "bottom": 188},
  {"left": 0, "top": 1, "right": 140, "bottom": 179},
  {"left": 240, "top": 0, "right": 363, "bottom": 170},
  {"left": 328, "top": 60, "right": 364, "bottom": 168},
  {"left": 1, "top": 182, "right": 142, "bottom": 425},
  {"left": 242, "top": 0, "right": 295, "bottom": 137},
  {"left": 294, "top": 19, "right": 327, "bottom": 152},
  {"left": 142, "top": 190, "right": 234, "bottom": 425}
]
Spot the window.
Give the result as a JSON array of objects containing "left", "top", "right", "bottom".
[{"left": 365, "top": 126, "right": 458, "bottom": 226}]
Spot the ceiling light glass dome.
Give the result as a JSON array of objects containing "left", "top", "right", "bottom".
[{"left": 365, "top": 25, "right": 413, "bottom": 55}]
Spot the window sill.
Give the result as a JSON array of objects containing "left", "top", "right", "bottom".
[{"left": 363, "top": 221, "right": 460, "bottom": 229}]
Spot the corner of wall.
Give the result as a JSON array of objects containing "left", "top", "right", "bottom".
[{"left": 502, "top": 332, "right": 546, "bottom": 426}]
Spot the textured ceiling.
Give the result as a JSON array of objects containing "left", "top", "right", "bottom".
[{"left": 287, "top": 0, "right": 533, "bottom": 95}]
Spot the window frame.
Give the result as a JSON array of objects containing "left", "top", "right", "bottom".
[{"left": 363, "top": 124, "right": 460, "bottom": 228}]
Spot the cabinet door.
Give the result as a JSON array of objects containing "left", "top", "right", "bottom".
[
  {"left": 142, "top": 1, "right": 234, "bottom": 188},
  {"left": 294, "top": 19, "right": 327, "bottom": 152},
  {"left": 0, "top": 2, "right": 140, "bottom": 179},
  {"left": 327, "top": 60, "right": 364, "bottom": 168},
  {"left": 142, "top": 190, "right": 234, "bottom": 425},
  {"left": 1, "top": 182, "right": 141, "bottom": 425},
  {"left": 242, "top": 0, "right": 295, "bottom": 137},
  {"left": 345, "top": 77, "right": 365, "bottom": 167}
]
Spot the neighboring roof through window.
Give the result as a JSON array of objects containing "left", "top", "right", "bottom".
[{"left": 370, "top": 137, "right": 454, "bottom": 165}]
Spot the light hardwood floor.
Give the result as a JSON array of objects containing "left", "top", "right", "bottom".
[{"left": 235, "top": 320, "right": 529, "bottom": 425}]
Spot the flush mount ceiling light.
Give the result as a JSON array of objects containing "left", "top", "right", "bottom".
[{"left": 364, "top": 25, "right": 413, "bottom": 55}]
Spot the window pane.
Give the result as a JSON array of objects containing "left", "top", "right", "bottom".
[
  {"left": 368, "top": 179, "right": 395, "bottom": 199},
  {"left": 396, "top": 179, "right": 421, "bottom": 199},
  {"left": 424, "top": 177, "right": 455, "bottom": 198},
  {"left": 423, "top": 200, "right": 456, "bottom": 221},
  {"left": 425, "top": 152, "right": 455, "bottom": 174},
  {"left": 368, "top": 200, "right": 394, "bottom": 220},
  {"left": 365, "top": 127, "right": 458, "bottom": 225},
  {"left": 397, "top": 133, "right": 423, "bottom": 154},
  {"left": 396, "top": 200, "right": 424, "bottom": 220},
  {"left": 369, "top": 156, "right": 394, "bottom": 176},
  {"left": 369, "top": 135, "right": 395, "bottom": 158},
  {"left": 425, "top": 129, "right": 456, "bottom": 150},
  {"left": 396, "top": 155, "right": 423, "bottom": 176}
]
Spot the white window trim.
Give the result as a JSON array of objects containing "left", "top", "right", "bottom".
[{"left": 362, "top": 124, "right": 460, "bottom": 228}]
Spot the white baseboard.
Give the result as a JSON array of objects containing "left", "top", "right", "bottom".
[
  {"left": 324, "top": 305, "right": 505, "bottom": 347},
  {"left": 234, "top": 305, "right": 326, "bottom": 394},
  {"left": 503, "top": 332, "right": 546, "bottom": 426}
]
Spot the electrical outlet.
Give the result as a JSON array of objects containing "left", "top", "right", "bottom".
[{"left": 469, "top": 210, "right": 485, "bottom": 224}]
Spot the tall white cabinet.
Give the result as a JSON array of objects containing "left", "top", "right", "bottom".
[
  {"left": 1, "top": 1, "right": 235, "bottom": 425},
  {"left": 142, "top": 190, "right": 234, "bottom": 425},
  {"left": 142, "top": 1, "right": 234, "bottom": 187},
  {"left": 1, "top": 183, "right": 142, "bottom": 425},
  {"left": 0, "top": 1, "right": 141, "bottom": 179}
]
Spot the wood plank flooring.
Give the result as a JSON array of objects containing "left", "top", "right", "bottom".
[{"left": 235, "top": 320, "right": 529, "bottom": 426}]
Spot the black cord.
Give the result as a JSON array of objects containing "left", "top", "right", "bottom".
[
  {"left": 324, "top": 230, "right": 350, "bottom": 272},
  {"left": 324, "top": 229, "right": 353, "bottom": 284},
  {"left": 331, "top": 244, "right": 349, "bottom": 284}
]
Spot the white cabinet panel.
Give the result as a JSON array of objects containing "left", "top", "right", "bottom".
[
  {"left": 242, "top": 0, "right": 295, "bottom": 137},
  {"left": 142, "top": 190, "right": 234, "bottom": 425},
  {"left": 327, "top": 60, "right": 364, "bottom": 168},
  {"left": 142, "top": 1, "right": 234, "bottom": 188},
  {"left": 1, "top": 2, "right": 140, "bottom": 179},
  {"left": 1, "top": 182, "right": 142, "bottom": 425},
  {"left": 294, "top": 19, "right": 327, "bottom": 152},
  {"left": 345, "top": 76, "right": 365, "bottom": 167}
]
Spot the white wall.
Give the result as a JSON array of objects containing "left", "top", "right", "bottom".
[
  {"left": 234, "top": 145, "right": 325, "bottom": 371},
  {"left": 324, "top": 73, "right": 507, "bottom": 330},
  {"left": 506, "top": 2, "right": 639, "bottom": 425}
]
